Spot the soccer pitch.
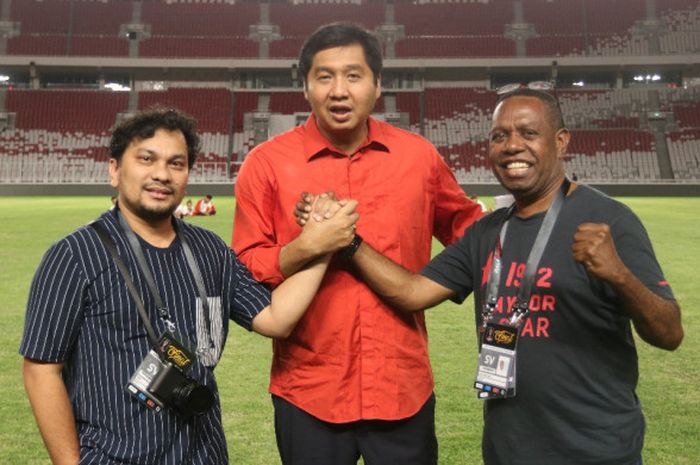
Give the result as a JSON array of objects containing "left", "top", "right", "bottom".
[{"left": 1, "top": 195, "right": 698, "bottom": 464}]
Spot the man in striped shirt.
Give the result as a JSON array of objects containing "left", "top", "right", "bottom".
[{"left": 20, "top": 108, "right": 358, "bottom": 465}]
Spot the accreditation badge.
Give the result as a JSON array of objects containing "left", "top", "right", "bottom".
[{"left": 474, "top": 322, "right": 519, "bottom": 399}]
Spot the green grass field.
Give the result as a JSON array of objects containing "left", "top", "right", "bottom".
[{"left": 1, "top": 196, "right": 698, "bottom": 464}]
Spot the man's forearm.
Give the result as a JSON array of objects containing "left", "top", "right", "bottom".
[
  {"left": 352, "top": 241, "right": 454, "bottom": 312},
  {"left": 279, "top": 235, "right": 326, "bottom": 278},
  {"left": 23, "top": 359, "right": 80, "bottom": 465},
  {"left": 609, "top": 269, "right": 683, "bottom": 350},
  {"left": 253, "top": 254, "right": 332, "bottom": 338}
]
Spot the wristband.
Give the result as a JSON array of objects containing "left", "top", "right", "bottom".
[{"left": 340, "top": 234, "right": 363, "bottom": 261}]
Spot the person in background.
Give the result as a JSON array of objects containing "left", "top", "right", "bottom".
[
  {"left": 194, "top": 194, "right": 216, "bottom": 216},
  {"left": 175, "top": 199, "right": 194, "bottom": 218}
]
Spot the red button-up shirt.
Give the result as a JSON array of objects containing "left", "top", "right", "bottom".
[{"left": 233, "top": 116, "right": 481, "bottom": 423}]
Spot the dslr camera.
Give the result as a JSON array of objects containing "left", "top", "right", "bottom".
[{"left": 127, "top": 333, "right": 215, "bottom": 419}]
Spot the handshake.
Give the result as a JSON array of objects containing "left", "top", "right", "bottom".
[{"left": 293, "top": 192, "right": 361, "bottom": 257}]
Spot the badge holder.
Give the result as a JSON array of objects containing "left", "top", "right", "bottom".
[{"left": 475, "top": 321, "right": 519, "bottom": 399}]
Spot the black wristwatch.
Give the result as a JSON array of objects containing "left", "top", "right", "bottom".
[{"left": 340, "top": 233, "right": 363, "bottom": 261}]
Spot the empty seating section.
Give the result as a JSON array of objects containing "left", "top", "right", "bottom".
[
  {"left": 525, "top": 36, "right": 586, "bottom": 57},
  {"left": 7, "top": 35, "right": 128, "bottom": 57},
  {"left": 659, "top": 2, "right": 700, "bottom": 53},
  {"left": 72, "top": 1, "right": 132, "bottom": 35},
  {"left": 422, "top": 88, "right": 496, "bottom": 182},
  {"left": 233, "top": 93, "right": 259, "bottom": 131},
  {"left": 584, "top": 0, "right": 646, "bottom": 34},
  {"left": 141, "top": 0, "right": 256, "bottom": 57},
  {"left": 658, "top": 86, "right": 700, "bottom": 128},
  {"left": 672, "top": 101, "right": 700, "bottom": 128},
  {"left": 231, "top": 93, "right": 259, "bottom": 163},
  {"left": 395, "top": 93, "right": 422, "bottom": 129},
  {"left": 138, "top": 88, "right": 231, "bottom": 133},
  {"left": 660, "top": 68, "right": 700, "bottom": 180},
  {"left": 3, "top": 86, "right": 700, "bottom": 182},
  {"left": 395, "top": 2, "right": 511, "bottom": 36},
  {"left": 268, "top": 2, "right": 382, "bottom": 59},
  {"left": 138, "top": 88, "right": 232, "bottom": 168},
  {"left": 141, "top": 2, "right": 258, "bottom": 37},
  {"left": 7, "top": 90, "right": 127, "bottom": 132},
  {"left": 424, "top": 88, "right": 496, "bottom": 123},
  {"left": 418, "top": 87, "right": 699, "bottom": 182},
  {"left": 395, "top": 37, "right": 515, "bottom": 58},
  {"left": 565, "top": 130, "right": 660, "bottom": 181},
  {"left": 70, "top": 37, "right": 129, "bottom": 57},
  {"left": 138, "top": 37, "right": 258, "bottom": 58},
  {"left": 7, "top": 36, "right": 69, "bottom": 56},
  {"left": 9, "top": 0, "right": 70, "bottom": 34},
  {"left": 557, "top": 89, "right": 648, "bottom": 129},
  {"left": 268, "top": 92, "right": 309, "bottom": 114},
  {"left": 392, "top": 2, "right": 513, "bottom": 58},
  {"left": 374, "top": 96, "right": 385, "bottom": 114},
  {"left": 522, "top": 0, "right": 585, "bottom": 35},
  {"left": 1, "top": 89, "right": 128, "bottom": 183},
  {"left": 270, "top": 38, "right": 306, "bottom": 58},
  {"left": 667, "top": 129, "right": 700, "bottom": 180},
  {"left": 8, "top": 0, "right": 130, "bottom": 57},
  {"left": 586, "top": 34, "right": 651, "bottom": 56},
  {"left": 2, "top": 2, "right": 700, "bottom": 182},
  {"left": 5, "top": 1, "right": 700, "bottom": 58},
  {"left": 270, "top": 2, "right": 383, "bottom": 37}
]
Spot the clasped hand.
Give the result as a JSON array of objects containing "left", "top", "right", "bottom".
[{"left": 296, "top": 192, "right": 358, "bottom": 254}]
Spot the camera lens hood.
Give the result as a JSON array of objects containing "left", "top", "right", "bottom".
[{"left": 175, "top": 383, "right": 215, "bottom": 417}]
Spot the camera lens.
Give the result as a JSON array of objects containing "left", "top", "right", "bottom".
[{"left": 173, "top": 382, "right": 215, "bottom": 416}]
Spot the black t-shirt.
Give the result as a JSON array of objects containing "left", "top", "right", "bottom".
[{"left": 423, "top": 186, "right": 674, "bottom": 465}]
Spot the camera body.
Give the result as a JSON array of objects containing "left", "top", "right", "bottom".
[{"left": 126, "top": 333, "right": 214, "bottom": 418}]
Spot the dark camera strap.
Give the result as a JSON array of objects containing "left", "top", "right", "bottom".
[
  {"left": 90, "top": 220, "right": 161, "bottom": 353},
  {"left": 116, "top": 211, "right": 215, "bottom": 351},
  {"left": 90, "top": 212, "right": 216, "bottom": 355},
  {"left": 482, "top": 178, "right": 570, "bottom": 327}
]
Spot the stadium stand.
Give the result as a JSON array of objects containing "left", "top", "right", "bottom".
[
  {"left": 1, "top": 0, "right": 699, "bottom": 185},
  {"left": 394, "top": 1, "right": 511, "bottom": 36},
  {"left": 270, "top": 2, "right": 383, "bottom": 37},
  {"left": 138, "top": 88, "right": 234, "bottom": 181},
  {"left": 4, "top": 0, "right": 700, "bottom": 58},
  {"left": 141, "top": 1, "right": 258, "bottom": 37},
  {"left": 395, "top": 37, "right": 516, "bottom": 58},
  {"left": 138, "top": 36, "right": 258, "bottom": 58},
  {"left": 2, "top": 90, "right": 127, "bottom": 183}
]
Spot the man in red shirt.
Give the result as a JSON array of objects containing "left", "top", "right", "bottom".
[{"left": 233, "top": 23, "right": 482, "bottom": 465}]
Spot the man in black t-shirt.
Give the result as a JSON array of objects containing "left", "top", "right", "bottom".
[{"left": 306, "top": 89, "right": 684, "bottom": 465}]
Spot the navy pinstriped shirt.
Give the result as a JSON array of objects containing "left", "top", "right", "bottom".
[{"left": 20, "top": 209, "right": 272, "bottom": 465}]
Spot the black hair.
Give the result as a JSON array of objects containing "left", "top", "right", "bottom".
[
  {"left": 496, "top": 88, "right": 566, "bottom": 131},
  {"left": 109, "top": 107, "right": 201, "bottom": 169},
  {"left": 298, "top": 22, "right": 383, "bottom": 85}
]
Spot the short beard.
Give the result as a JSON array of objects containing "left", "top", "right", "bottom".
[
  {"left": 120, "top": 197, "right": 178, "bottom": 223},
  {"left": 135, "top": 205, "right": 177, "bottom": 222}
]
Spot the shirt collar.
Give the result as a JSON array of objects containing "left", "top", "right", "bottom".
[{"left": 302, "top": 114, "right": 390, "bottom": 161}]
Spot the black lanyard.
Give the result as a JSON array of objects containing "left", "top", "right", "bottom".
[
  {"left": 91, "top": 210, "right": 215, "bottom": 354},
  {"left": 481, "top": 179, "right": 570, "bottom": 328}
]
